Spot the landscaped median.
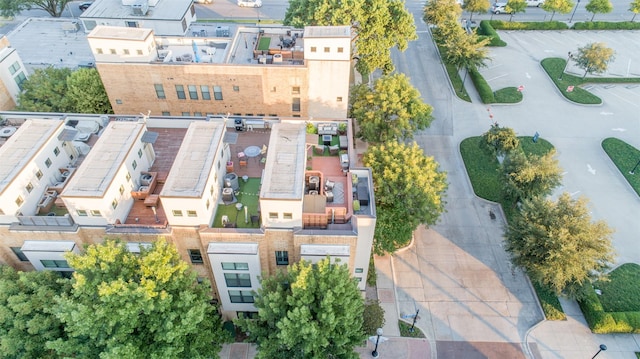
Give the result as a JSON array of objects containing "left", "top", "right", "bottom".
[{"left": 601, "top": 138, "right": 640, "bottom": 197}]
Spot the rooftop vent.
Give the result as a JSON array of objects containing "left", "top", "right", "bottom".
[{"left": 131, "top": 2, "right": 149, "bottom": 15}]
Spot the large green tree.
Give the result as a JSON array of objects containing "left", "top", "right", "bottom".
[
  {"left": 630, "top": 0, "right": 640, "bottom": 21},
  {"left": 501, "top": 150, "right": 563, "bottom": 204},
  {"left": 506, "top": 0, "right": 528, "bottom": 21},
  {"left": 505, "top": 194, "right": 615, "bottom": 298},
  {"left": 573, "top": 42, "right": 616, "bottom": 79},
  {"left": 284, "top": 0, "right": 416, "bottom": 75},
  {"left": 350, "top": 73, "right": 433, "bottom": 143},
  {"left": 66, "top": 68, "right": 113, "bottom": 114},
  {"left": 463, "top": 0, "right": 491, "bottom": 21},
  {"left": 585, "top": 0, "right": 613, "bottom": 20},
  {"left": 0, "top": 267, "right": 69, "bottom": 359},
  {"left": 541, "top": 0, "right": 574, "bottom": 20},
  {"left": 236, "top": 258, "right": 365, "bottom": 359},
  {"left": 363, "top": 142, "right": 448, "bottom": 254},
  {"left": 0, "top": 0, "right": 71, "bottom": 18},
  {"left": 440, "top": 23, "right": 491, "bottom": 91},
  {"left": 423, "top": 0, "right": 462, "bottom": 30},
  {"left": 48, "top": 239, "right": 229, "bottom": 359},
  {"left": 480, "top": 124, "right": 520, "bottom": 158}
]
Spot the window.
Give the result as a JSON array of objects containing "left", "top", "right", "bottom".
[
  {"left": 116, "top": 99, "right": 122, "bottom": 104},
  {"left": 172, "top": 210, "right": 183, "bottom": 217},
  {"left": 213, "top": 86, "right": 223, "bottom": 100},
  {"left": 77, "top": 209, "right": 88, "bottom": 216},
  {"left": 269, "top": 212, "right": 278, "bottom": 219},
  {"left": 136, "top": 49, "right": 143, "bottom": 55},
  {"left": 229, "top": 290, "right": 254, "bottom": 303},
  {"left": 45, "top": 158, "right": 52, "bottom": 168},
  {"left": 292, "top": 86, "right": 300, "bottom": 95},
  {"left": 182, "top": 112, "right": 190, "bottom": 116},
  {"left": 40, "top": 260, "right": 70, "bottom": 268},
  {"left": 110, "top": 49, "right": 116, "bottom": 54},
  {"left": 237, "top": 311, "right": 258, "bottom": 319},
  {"left": 126, "top": 172, "right": 131, "bottom": 181},
  {"left": 162, "top": 111, "right": 170, "bottom": 116},
  {"left": 188, "top": 85, "right": 198, "bottom": 100},
  {"left": 283, "top": 213, "right": 292, "bottom": 220},
  {"left": 126, "top": 21, "right": 138, "bottom": 28},
  {"left": 175, "top": 85, "right": 186, "bottom": 99},
  {"left": 188, "top": 249, "right": 204, "bottom": 264},
  {"left": 123, "top": 49, "right": 130, "bottom": 55},
  {"left": 119, "top": 185, "right": 125, "bottom": 195},
  {"left": 200, "top": 86, "right": 210, "bottom": 100},
  {"left": 132, "top": 160, "right": 137, "bottom": 170},
  {"left": 15, "top": 196, "right": 23, "bottom": 206},
  {"left": 338, "top": 47, "right": 344, "bottom": 53},
  {"left": 11, "top": 247, "right": 28, "bottom": 262},
  {"left": 154, "top": 84, "right": 166, "bottom": 99},
  {"left": 337, "top": 97, "right": 343, "bottom": 102},
  {"left": 271, "top": 86, "right": 276, "bottom": 92},
  {"left": 96, "top": 48, "right": 103, "bottom": 54},
  {"left": 233, "top": 85, "right": 240, "bottom": 92},
  {"left": 210, "top": 185, "right": 214, "bottom": 195},
  {"left": 138, "top": 149, "right": 143, "bottom": 158},
  {"left": 225, "top": 273, "right": 251, "bottom": 287},
  {"left": 9, "top": 61, "right": 20, "bottom": 75},
  {"left": 14, "top": 72, "right": 26, "bottom": 89},
  {"left": 111, "top": 199, "right": 118, "bottom": 209},
  {"left": 54, "top": 146, "right": 60, "bottom": 156},
  {"left": 324, "top": 47, "right": 330, "bottom": 53},
  {"left": 310, "top": 46, "right": 317, "bottom": 52},
  {"left": 90, "top": 210, "right": 102, "bottom": 216},
  {"left": 26, "top": 182, "right": 33, "bottom": 193},
  {"left": 355, "top": 268, "right": 364, "bottom": 274},
  {"left": 36, "top": 169, "right": 43, "bottom": 180},
  {"left": 292, "top": 98, "right": 300, "bottom": 112},
  {"left": 275, "top": 251, "right": 289, "bottom": 265},
  {"left": 194, "top": 112, "right": 202, "bottom": 116},
  {"left": 187, "top": 210, "right": 197, "bottom": 217},
  {"left": 206, "top": 199, "right": 210, "bottom": 209},
  {"left": 221, "top": 262, "right": 248, "bottom": 270}
]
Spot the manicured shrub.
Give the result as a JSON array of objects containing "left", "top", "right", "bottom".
[
  {"left": 488, "top": 20, "right": 569, "bottom": 30},
  {"left": 572, "top": 21, "right": 640, "bottom": 30},
  {"left": 469, "top": 68, "right": 495, "bottom": 103},
  {"left": 477, "top": 21, "right": 506, "bottom": 47},
  {"left": 578, "top": 284, "right": 640, "bottom": 333}
]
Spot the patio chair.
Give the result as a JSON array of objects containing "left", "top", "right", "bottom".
[
  {"left": 261, "top": 144, "right": 268, "bottom": 155},
  {"left": 314, "top": 145, "right": 325, "bottom": 155},
  {"left": 239, "top": 159, "right": 248, "bottom": 168}
]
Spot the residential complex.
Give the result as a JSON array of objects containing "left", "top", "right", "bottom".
[
  {"left": 0, "top": 112, "right": 376, "bottom": 318},
  {"left": 0, "top": 36, "right": 27, "bottom": 110}
]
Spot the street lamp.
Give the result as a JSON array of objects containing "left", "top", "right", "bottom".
[
  {"left": 630, "top": 158, "right": 640, "bottom": 174},
  {"left": 559, "top": 51, "right": 573, "bottom": 80},
  {"left": 569, "top": 0, "right": 581, "bottom": 23},
  {"left": 409, "top": 309, "right": 420, "bottom": 333},
  {"left": 371, "top": 328, "right": 383, "bottom": 358},
  {"left": 591, "top": 344, "right": 607, "bottom": 359}
]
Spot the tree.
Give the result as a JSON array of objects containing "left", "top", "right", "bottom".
[
  {"left": 0, "top": 0, "right": 72, "bottom": 18},
  {"left": 284, "top": 0, "right": 416, "bottom": 75},
  {"left": 0, "top": 267, "right": 69, "bottom": 359},
  {"left": 573, "top": 42, "right": 616, "bottom": 79},
  {"left": 423, "top": 0, "right": 462, "bottom": 30},
  {"left": 440, "top": 24, "right": 491, "bottom": 91},
  {"left": 236, "top": 258, "right": 365, "bottom": 359},
  {"left": 630, "top": 0, "right": 640, "bottom": 21},
  {"left": 541, "top": 0, "right": 574, "bottom": 20},
  {"left": 585, "top": 0, "right": 613, "bottom": 20},
  {"left": 16, "top": 67, "right": 73, "bottom": 113},
  {"left": 363, "top": 300, "right": 385, "bottom": 335},
  {"left": 66, "top": 68, "right": 113, "bottom": 114},
  {"left": 48, "top": 239, "right": 229, "bottom": 359},
  {"left": 463, "top": 0, "right": 491, "bottom": 21},
  {"left": 505, "top": 193, "right": 615, "bottom": 298},
  {"left": 349, "top": 73, "right": 434, "bottom": 143},
  {"left": 501, "top": 150, "right": 563, "bottom": 204},
  {"left": 363, "top": 142, "right": 448, "bottom": 254},
  {"left": 480, "top": 123, "right": 520, "bottom": 157},
  {"left": 506, "top": 0, "right": 528, "bottom": 21}
]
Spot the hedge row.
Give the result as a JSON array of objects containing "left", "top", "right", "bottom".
[
  {"left": 572, "top": 21, "right": 640, "bottom": 30},
  {"left": 469, "top": 67, "right": 495, "bottom": 103},
  {"left": 578, "top": 285, "right": 640, "bottom": 334},
  {"left": 488, "top": 20, "right": 569, "bottom": 30},
  {"left": 477, "top": 21, "right": 507, "bottom": 47}
]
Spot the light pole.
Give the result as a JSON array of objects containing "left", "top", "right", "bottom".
[
  {"left": 630, "top": 158, "right": 640, "bottom": 174},
  {"left": 409, "top": 309, "right": 420, "bottom": 333},
  {"left": 372, "top": 328, "right": 383, "bottom": 358},
  {"left": 591, "top": 344, "right": 607, "bottom": 359},
  {"left": 569, "top": 0, "right": 581, "bottom": 23},
  {"left": 559, "top": 51, "right": 573, "bottom": 80}
]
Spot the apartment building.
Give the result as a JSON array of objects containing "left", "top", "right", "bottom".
[
  {"left": 0, "top": 36, "right": 28, "bottom": 110},
  {"left": 0, "top": 112, "right": 375, "bottom": 318},
  {"left": 87, "top": 24, "right": 352, "bottom": 119}
]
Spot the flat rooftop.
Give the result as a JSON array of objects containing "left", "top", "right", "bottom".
[
  {"left": 81, "top": 0, "right": 191, "bottom": 21},
  {"left": 260, "top": 121, "right": 306, "bottom": 200}
]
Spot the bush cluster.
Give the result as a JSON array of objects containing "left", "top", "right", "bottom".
[
  {"left": 572, "top": 21, "right": 640, "bottom": 30},
  {"left": 477, "top": 21, "right": 507, "bottom": 47},
  {"left": 578, "top": 285, "right": 640, "bottom": 334},
  {"left": 488, "top": 20, "right": 569, "bottom": 30},
  {"left": 469, "top": 68, "right": 495, "bottom": 103}
]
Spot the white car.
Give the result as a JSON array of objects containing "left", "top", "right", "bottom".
[
  {"left": 491, "top": 2, "right": 512, "bottom": 14},
  {"left": 237, "top": 0, "right": 262, "bottom": 7},
  {"left": 194, "top": 0, "right": 213, "bottom": 3}
]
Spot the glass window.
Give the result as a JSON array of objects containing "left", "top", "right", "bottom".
[
  {"left": 110, "top": 49, "right": 116, "bottom": 54},
  {"left": 40, "top": 260, "right": 70, "bottom": 268},
  {"left": 283, "top": 213, "right": 292, "bottom": 219},
  {"left": 115, "top": 99, "right": 122, "bottom": 104},
  {"left": 132, "top": 160, "right": 137, "bottom": 170},
  {"left": 194, "top": 112, "right": 202, "bottom": 116},
  {"left": 77, "top": 209, "right": 88, "bottom": 216},
  {"left": 292, "top": 98, "right": 300, "bottom": 112},
  {"left": 126, "top": 172, "right": 131, "bottom": 181},
  {"left": 9, "top": 61, "right": 20, "bottom": 75},
  {"left": 154, "top": 84, "right": 166, "bottom": 99},
  {"left": 54, "top": 146, "right": 60, "bottom": 156},
  {"left": 324, "top": 47, "right": 330, "bottom": 53},
  {"left": 162, "top": 111, "right": 170, "bottom": 116},
  {"left": 355, "top": 268, "right": 364, "bottom": 274},
  {"left": 136, "top": 49, "right": 143, "bottom": 55},
  {"left": 338, "top": 47, "right": 344, "bottom": 53},
  {"left": 182, "top": 112, "right": 190, "bottom": 116},
  {"left": 10, "top": 247, "right": 28, "bottom": 261},
  {"left": 292, "top": 86, "right": 300, "bottom": 94},
  {"left": 188, "top": 85, "right": 198, "bottom": 100},
  {"left": 221, "top": 262, "right": 249, "bottom": 270},
  {"left": 26, "top": 182, "right": 33, "bottom": 193},
  {"left": 225, "top": 273, "right": 251, "bottom": 287},
  {"left": 337, "top": 97, "right": 343, "bottom": 102},
  {"left": 269, "top": 212, "right": 278, "bottom": 219},
  {"left": 96, "top": 48, "right": 103, "bottom": 54},
  {"left": 310, "top": 46, "right": 317, "bottom": 52},
  {"left": 187, "top": 210, "right": 197, "bottom": 217},
  {"left": 123, "top": 49, "right": 130, "bottom": 55},
  {"left": 275, "top": 251, "right": 289, "bottom": 265},
  {"left": 15, "top": 196, "right": 23, "bottom": 206},
  {"left": 90, "top": 210, "right": 101, "bottom": 216},
  {"left": 36, "top": 170, "right": 43, "bottom": 180},
  {"left": 172, "top": 210, "right": 183, "bottom": 217},
  {"left": 138, "top": 149, "right": 143, "bottom": 158},
  {"left": 188, "top": 249, "right": 204, "bottom": 264},
  {"left": 233, "top": 85, "right": 239, "bottom": 92},
  {"left": 111, "top": 199, "right": 118, "bottom": 209},
  {"left": 45, "top": 158, "right": 52, "bottom": 168},
  {"left": 200, "top": 85, "right": 210, "bottom": 100},
  {"left": 119, "top": 185, "right": 125, "bottom": 195},
  {"left": 14, "top": 72, "right": 26, "bottom": 90},
  {"left": 213, "top": 86, "right": 223, "bottom": 100},
  {"left": 229, "top": 290, "right": 254, "bottom": 303},
  {"left": 175, "top": 85, "right": 186, "bottom": 99}
]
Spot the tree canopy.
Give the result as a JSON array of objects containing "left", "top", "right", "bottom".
[
  {"left": 283, "top": 0, "right": 416, "bottom": 75},
  {"left": 423, "top": 0, "right": 462, "bottom": 29},
  {"left": 236, "top": 258, "right": 365, "bottom": 359},
  {"left": 0, "top": 0, "right": 72, "bottom": 18},
  {"left": 585, "top": 0, "right": 613, "bottom": 20},
  {"left": 0, "top": 267, "right": 69, "bottom": 359},
  {"left": 505, "top": 193, "right": 615, "bottom": 298},
  {"left": 349, "top": 73, "right": 433, "bottom": 143},
  {"left": 573, "top": 42, "right": 616, "bottom": 78},
  {"left": 501, "top": 150, "right": 563, "bottom": 204},
  {"left": 48, "top": 239, "right": 228, "bottom": 359},
  {"left": 630, "top": 0, "right": 640, "bottom": 21},
  {"left": 17, "top": 67, "right": 113, "bottom": 114},
  {"left": 363, "top": 142, "right": 448, "bottom": 254},
  {"left": 463, "top": 0, "right": 491, "bottom": 20},
  {"left": 480, "top": 123, "right": 520, "bottom": 157},
  {"left": 541, "top": 0, "right": 574, "bottom": 20},
  {"left": 506, "top": 0, "right": 528, "bottom": 21}
]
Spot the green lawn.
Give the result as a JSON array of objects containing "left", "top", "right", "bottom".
[
  {"left": 532, "top": 281, "right": 566, "bottom": 320},
  {"left": 257, "top": 37, "right": 271, "bottom": 51},
  {"left": 398, "top": 320, "right": 426, "bottom": 338},
  {"left": 593, "top": 263, "right": 640, "bottom": 312},
  {"left": 212, "top": 178, "right": 261, "bottom": 228},
  {"left": 493, "top": 87, "right": 523, "bottom": 103},
  {"left": 601, "top": 138, "right": 640, "bottom": 197}
]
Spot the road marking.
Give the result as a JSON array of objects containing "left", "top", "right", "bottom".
[
  {"left": 587, "top": 164, "right": 596, "bottom": 175},
  {"left": 600, "top": 111, "right": 614, "bottom": 115},
  {"left": 561, "top": 171, "right": 568, "bottom": 175},
  {"left": 486, "top": 74, "right": 508, "bottom": 82},
  {"left": 525, "top": 72, "right": 531, "bottom": 79},
  {"left": 570, "top": 191, "right": 581, "bottom": 196},
  {"left": 611, "top": 128, "right": 626, "bottom": 132}
]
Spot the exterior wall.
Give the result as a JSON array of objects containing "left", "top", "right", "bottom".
[
  {"left": 89, "top": 38, "right": 156, "bottom": 63},
  {"left": 259, "top": 198, "right": 303, "bottom": 228},
  {"left": 0, "top": 37, "right": 27, "bottom": 109},
  {"left": 21, "top": 240, "right": 80, "bottom": 272},
  {"left": 82, "top": 16, "right": 195, "bottom": 37}
]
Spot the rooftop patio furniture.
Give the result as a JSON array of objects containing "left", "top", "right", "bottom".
[{"left": 314, "top": 145, "right": 325, "bottom": 155}]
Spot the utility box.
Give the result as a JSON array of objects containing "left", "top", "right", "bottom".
[{"left": 216, "top": 26, "right": 230, "bottom": 37}]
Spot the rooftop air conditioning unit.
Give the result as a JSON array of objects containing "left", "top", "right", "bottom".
[
  {"left": 273, "top": 53, "right": 283, "bottom": 63},
  {"left": 131, "top": 2, "right": 149, "bottom": 15}
]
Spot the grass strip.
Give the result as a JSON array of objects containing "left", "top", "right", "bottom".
[{"left": 601, "top": 138, "right": 640, "bottom": 197}]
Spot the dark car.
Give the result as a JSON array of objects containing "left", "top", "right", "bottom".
[{"left": 79, "top": 2, "right": 93, "bottom": 11}]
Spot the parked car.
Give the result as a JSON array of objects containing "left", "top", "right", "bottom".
[
  {"left": 237, "top": 0, "right": 262, "bottom": 7},
  {"left": 525, "top": 0, "right": 544, "bottom": 6},
  {"left": 491, "top": 2, "right": 513, "bottom": 14},
  {"left": 194, "top": 0, "right": 213, "bottom": 3},
  {"left": 79, "top": 2, "right": 93, "bottom": 11}
]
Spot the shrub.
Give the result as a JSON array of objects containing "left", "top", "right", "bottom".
[
  {"left": 477, "top": 21, "right": 507, "bottom": 47},
  {"left": 578, "top": 284, "right": 640, "bottom": 333},
  {"left": 306, "top": 122, "right": 317, "bottom": 134},
  {"left": 572, "top": 21, "right": 640, "bottom": 30},
  {"left": 469, "top": 68, "right": 495, "bottom": 103},
  {"left": 488, "top": 20, "right": 569, "bottom": 30},
  {"left": 367, "top": 254, "right": 377, "bottom": 286},
  {"left": 363, "top": 300, "right": 385, "bottom": 335}
]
